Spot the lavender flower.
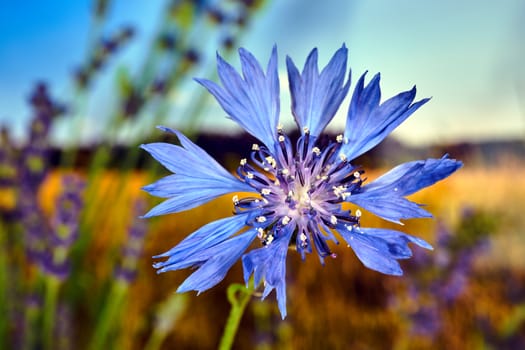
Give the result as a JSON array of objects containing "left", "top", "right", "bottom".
[
  {"left": 41, "top": 175, "right": 85, "bottom": 279},
  {"left": 0, "top": 127, "right": 17, "bottom": 189},
  {"left": 114, "top": 199, "right": 148, "bottom": 283},
  {"left": 391, "top": 209, "right": 492, "bottom": 340},
  {"left": 22, "top": 83, "right": 64, "bottom": 188},
  {"left": 18, "top": 182, "right": 50, "bottom": 266},
  {"left": 75, "top": 27, "right": 135, "bottom": 90},
  {"left": 142, "top": 45, "right": 462, "bottom": 318}
]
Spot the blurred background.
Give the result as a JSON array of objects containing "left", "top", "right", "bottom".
[{"left": 1, "top": 0, "right": 524, "bottom": 349}]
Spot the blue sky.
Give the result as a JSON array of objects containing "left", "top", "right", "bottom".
[{"left": 1, "top": 0, "right": 524, "bottom": 145}]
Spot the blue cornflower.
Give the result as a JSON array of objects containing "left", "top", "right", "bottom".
[{"left": 142, "top": 45, "right": 462, "bottom": 318}]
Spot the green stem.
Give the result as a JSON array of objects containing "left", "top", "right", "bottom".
[
  {"left": 143, "top": 329, "right": 165, "bottom": 350},
  {"left": 0, "top": 222, "right": 8, "bottom": 349},
  {"left": 89, "top": 280, "right": 128, "bottom": 350},
  {"left": 218, "top": 281, "right": 255, "bottom": 350},
  {"left": 500, "top": 303, "right": 525, "bottom": 338},
  {"left": 143, "top": 293, "right": 188, "bottom": 350},
  {"left": 42, "top": 275, "right": 61, "bottom": 350},
  {"left": 22, "top": 293, "right": 40, "bottom": 350}
]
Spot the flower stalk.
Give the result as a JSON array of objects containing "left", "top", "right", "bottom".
[
  {"left": 219, "top": 280, "right": 255, "bottom": 350},
  {"left": 89, "top": 280, "right": 128, "bottom": 350},
  {"left": 42, "top": 275, "right": 60, "bottom": 350}
]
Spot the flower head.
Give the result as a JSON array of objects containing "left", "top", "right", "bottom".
[{"left": 142, "top": 45, "right": 462, "bottom": 318}]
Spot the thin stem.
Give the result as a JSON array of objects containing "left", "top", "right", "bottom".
[
  {"left": 42, "top": 275, "right": 61, "bottom": 350},
  {"left": 143, "top": 329, "right": 165, "bottom": 350},
  {"left": 22, "top": 293, "right": 40, "bottom": 350},
  {"left": 89, "top": 280, "right": 128, "bottom": 350},
  {"left": 0, "top": 222, "right": 8, "bottom": 349},
  {"left": 143, "top": 293, "right": 188, "bottom": 350},
  {"left": 500, "top": 302, "right": 525, "bottom": 338},
  {"left": 218, "top": 280, "right": 255, "bottom": 350}
]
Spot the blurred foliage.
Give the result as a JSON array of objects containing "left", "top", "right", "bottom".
[{"left": 1, "top": 0, "right": 525, "bottom": 349}]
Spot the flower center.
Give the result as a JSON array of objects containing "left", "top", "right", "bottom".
[{"left": 234, "top": 130, "right": 363, "bottom": 256}]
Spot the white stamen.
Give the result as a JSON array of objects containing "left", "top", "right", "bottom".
[
  {"left": 240, "top": 158, "right": 247, "bottom": 166},
  {"left": 312, "top": 147, "right": 321, "bottom": 156},
  {"left": 317, "top": 175, "right": 328, "bottom": 181},
  {"left": 303, "top": 126, "right": 310, "bottom": 134},
  {"left": 257, "top": 216, "right": 267, "bottom": 223},
  {"left": 332, "top": 185, "right": 346, "bottom": 198},
  {"left": 336, "top": 134, "right": 344, "bottom": 143},
  {"left": 247, "top": 172, "right": 254, "bottom": 179},
  {"left": 252, "top": 144, "right": 260, "bottom": 151},
  {"left": 261, "top": 188, "right": 271, "bottom": 196},
  {"left": 339, "top": 153, "right": 347, "bottom": 162},
  {"left": 355, "top": 209, "right": 362, "bottom": 217},
  {"left": 281, "top": 168, "right": 289, "bottom": 176},
  {"left": 341, "top": 192, "right": 351, "bottom": 200},
  {"left": 278, "top": 135, "right": 285, "bottom": 142},
  {"left": 282, "top": 216, "right": 291, "bottom": 225},
  {"left": 353, "top": 171, "right": 360, "bottom": 178},
  {"left": 330, "top": 215, "right": 338, "bottom": 225},
  {"left": 274, "top": 179, "right": 280, "bottom": 186},
  {"left": 277, "top": 123, "right": 284, "bottom": 131},
  {"left": 265, "top": 235, "right": 274, "bottom": 244},
  {"left": 265, "top": 156, "right": 276, "bottom": 168},
  {"left": 300, "top": 232, "right": 307, "bottom": 243},
  {"left": 232, "top": 195, "right": 239, "bottom": 205},
  {"left": 257, "top": 227, "right": 265, "bottom": 238}
]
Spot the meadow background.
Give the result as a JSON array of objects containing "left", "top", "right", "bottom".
[{"left": 1, "top": 1, "right": 525, "bottom": 349}]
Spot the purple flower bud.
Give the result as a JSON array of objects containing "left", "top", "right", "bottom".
[
  {"left": 0, "top": 127, "right": 18, "bottom": 189},
  {"left": 122, "top": 90, "right": 144, "bottom": 118},
  {"left": 18, "top": 181, "right": 51, "bottom": 266},
  {"left": 37, "top": 175, "right": 86, "bottom": 280},
  {"left": 55, "top": 303, "right": 73, "bottom": 349},
  {"left": 207, "top": 7, "right": 226, "bottom": 24},
  {"left": 115, "top": 199, "right": 148, "bottom": 283},
  {"left": 20, "top": 83, "right": 64, "bottom": 190},
  {"left": 157, "top": 33, "right": 177, "bottom": 51},
  {"left": 183, "top": 48, "right": 200, "bottom": 64},
  {"left": 409, "top": 305, "right": 441, "bottom": 337}
]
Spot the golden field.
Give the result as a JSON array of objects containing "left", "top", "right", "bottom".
[{"left": 25, "top": 162, "right": 525, "bottom": 349}]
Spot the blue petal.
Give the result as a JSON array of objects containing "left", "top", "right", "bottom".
[
  {"left": 141, "top": 127, "right": 254, "bottom": 217},
  {"left": 174, "top": 230, "right": 258, "bottom": 294},
  {"left": 361, "top": 155, "right": 463, "bottom": 196},
  {"left": 340, "top": 72, "right": 430, "bottom": 160},
  {"left": 286, "top": 45, "right": 351, "bottom": 138},
  {"left": 349, "top": 194, "right": 432, "bottom": 224},
  {"left": 142, "top": 188, "right": 238, "bottom": 218},
  {"left": 242, "top": 227, "right": 293, "bottom": 319},
  {"left": 151, "top": 126, "right": 240, "bottom": 179},
  {"left": 360, "top": 228, "right": 433, "bottom": 251},
  {"left": 153, "top": 213, "right": 252, "bottom": 270},
  {"left": 338, "top": 226, "right": 432, "bottom": 275},
  {"left": 143, "top": 174, "right": 245, "bottom": 198},
  {"left": 348, "top": 156, "right": 462, "bottom": 223},
  {"left": 195, "top": 46, "right": 280, "bottom": 151}
]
